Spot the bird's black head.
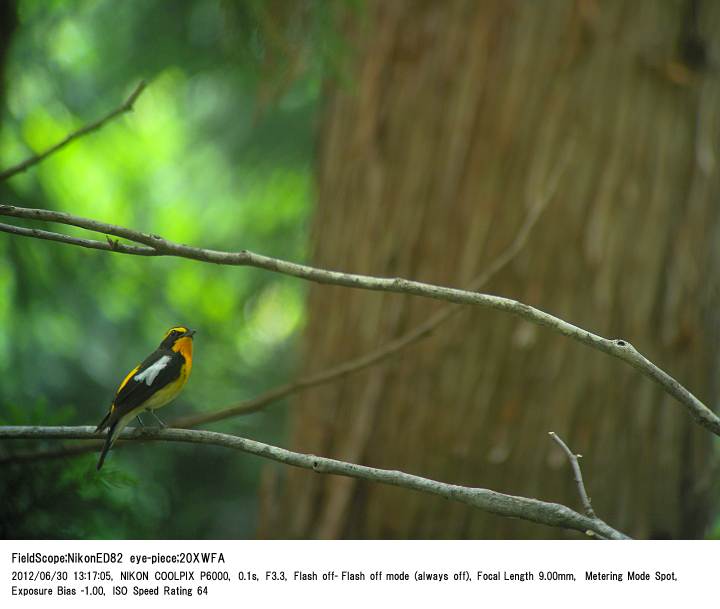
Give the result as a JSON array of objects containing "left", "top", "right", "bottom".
[{"left": 159, "top": 326, "right": 196, "bottom": 350}]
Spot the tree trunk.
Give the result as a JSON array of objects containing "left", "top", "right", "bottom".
[{"left": 260, "top": 0, "right": 720, "bottom": 539}]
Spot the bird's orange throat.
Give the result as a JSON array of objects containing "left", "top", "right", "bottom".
[{"left": 173, "top": 337, "right": 194, "bottom": 374}]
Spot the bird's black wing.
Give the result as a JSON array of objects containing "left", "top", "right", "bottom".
[{"left": 111, "top": 347, "right": 184, "bottom": 416}]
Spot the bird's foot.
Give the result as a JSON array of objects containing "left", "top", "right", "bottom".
[{"left": 149, "top": 410, "right": 167, "bottom": 428}]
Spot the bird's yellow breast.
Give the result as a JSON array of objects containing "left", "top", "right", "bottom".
[{"left": 141, "top": 363, "right": 190, "bottom": 412}]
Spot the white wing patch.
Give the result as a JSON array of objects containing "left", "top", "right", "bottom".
[{"left": 134, "top": 355, "right": 172, "bottom": 386}]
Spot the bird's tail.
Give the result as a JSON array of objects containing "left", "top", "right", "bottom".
[
  {"left": 96, "top": 409, "right": 132, "bottom": 471},
  {"left": 96, "top": 423, "right": 116, "bottom": 471}
]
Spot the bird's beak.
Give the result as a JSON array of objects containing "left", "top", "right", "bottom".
[{"left": 183, "top": 329, "right": 196, "bottom": 338}]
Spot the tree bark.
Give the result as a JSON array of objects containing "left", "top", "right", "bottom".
[{"left": 260, "top": 0, "right": 720, "bottom": 539}]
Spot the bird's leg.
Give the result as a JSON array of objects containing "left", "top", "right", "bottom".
[
  {"left": 149, "top": 410, "right": 167, "bottom": 428},
  {"left": 135, "top": 414, "right": 146, "bottom": 427}
]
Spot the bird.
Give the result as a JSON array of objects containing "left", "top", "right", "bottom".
[{"left": 95, "top": 326, "right": 195, "bottom": 470}]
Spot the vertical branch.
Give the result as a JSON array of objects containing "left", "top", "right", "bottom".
[{"left": 549, "top": 431, "right": 597, "bottom": 519}]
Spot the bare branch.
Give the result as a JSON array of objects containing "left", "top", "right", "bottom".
[
  {"left": 0, "top": 81, "right": 147, "bottom": 181},
  {"left": 0, "top": 425, "right": 629, "bottom": 540},
  {"left": 1, "top": 203, "right": 717, "bottom": 438},
  {"left": 0, "top": 222, "right": 159, "bottom": 255},
  {"left": 549, "top": 431, "right": 597, "bottom": 519}
]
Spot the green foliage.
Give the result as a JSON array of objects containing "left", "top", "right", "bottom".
[
  {"left": 0, "top": 402, "right": 145, "bottom": 539},
  {"left": 0, "top": 0, "right": 356, "bottom": 538}
]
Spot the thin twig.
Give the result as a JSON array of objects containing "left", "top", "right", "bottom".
[
  {"left": 0, "top": 81, "right": 147, "bottom": 181},
  {"left": 0, "top": 222, "right": 160, "bottom": 255},
  {"left": 549, "top": 431, "right": 597, "bottom": 519},
  {"left": 0, "top": 425, "right": 629, "bottom": 540},
  {"left": 1, "top": 203, "right": 717, "bottom": 438}
]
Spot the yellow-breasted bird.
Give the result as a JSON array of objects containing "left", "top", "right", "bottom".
[{"left": 95, "top": 326, "right": 195, "bottom": 470}]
